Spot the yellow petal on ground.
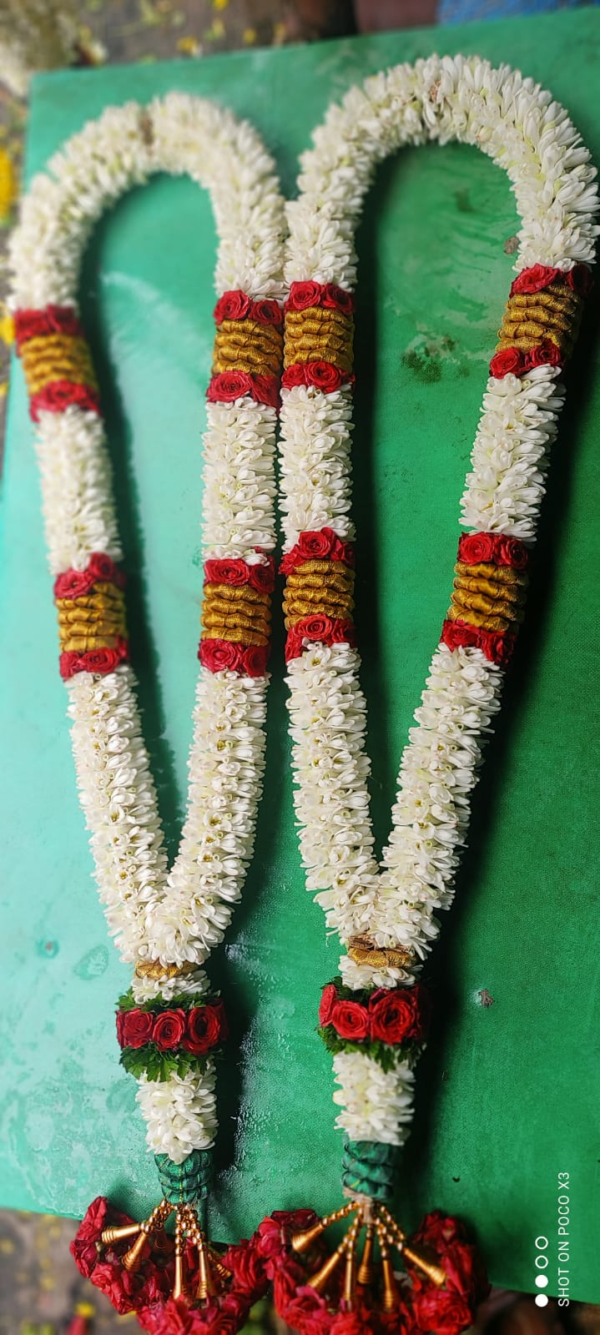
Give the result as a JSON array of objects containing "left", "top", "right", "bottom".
[
  {"left": 243, "top": 26, "right": 257, "bottom": 43},
  {"left": 0, "top": 314, "right": 15, "bottom": 346},
  {"left": 176, "top": 35, "right": 200, "bottom": 55}
]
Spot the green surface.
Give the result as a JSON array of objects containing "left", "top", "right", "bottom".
[{"left": 1, "top": 7, "right": 599, "bottom": 1303}]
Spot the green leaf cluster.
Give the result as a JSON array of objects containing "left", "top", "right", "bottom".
[
  {"left": 318, "top": 1025, "right": 423, "bottom": 1073},
  {"left": 117, "top": 987, "right": 220, "bottom": 1014},
  {"left": 120, "top": 1045, "right": 211, "bottom": 1082}
]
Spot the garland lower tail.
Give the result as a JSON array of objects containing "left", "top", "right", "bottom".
[
  {"left": 258, "top": 1161, "right": 490, "bottom": 1335},
  {"left": 70, "top": 1151, "right": 269, "bottom": 1333}
]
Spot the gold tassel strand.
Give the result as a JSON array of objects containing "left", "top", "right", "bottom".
[
  {"left": 172, "top": 1207, "right": 187, "bottom": 1301},
  {"left": 119, "top": 1200, "right": 171, "bottom": 1273},
  {"left": 378, "top": 1205, "right": 447, "bottom": 1287},
  {"left": 342, "top": 1214, "right": 362, "bottom": 1309},
  {"left": 291, "top": 1200, "right": 357, "bottom": 1253},
  {"left": 357, "top": 1220, "right": 375, "bottom": 1286},
  {"left": 374, "top": 1219, "right": 400, "bottom": 1313}
]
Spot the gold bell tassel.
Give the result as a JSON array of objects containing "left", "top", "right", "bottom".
[
  {"left": 357, "top": 1221, "right": 375, "bottom": 1286},
  {"left": 291, "top": 1201, "right": 357, "bottom": 1254}
]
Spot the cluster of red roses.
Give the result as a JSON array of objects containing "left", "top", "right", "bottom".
[
  {"left": 15, "top": 302, "right": 84, "bottom": 348},
  {"left": 213, "top": 289, "right": 283, "bottom": 327},
  {"left": 457, "top": 530, "right": 528, "bottom": 571},
  {"left": 280, "top": 526, "right": 355, "bottom": 575},
  {"left": 285, "top": 280, "right": 355, "bottom": 316},
  {"left": 70, "top": 1195, "right": 268, "bottom": 1333},
  {"left": 319, "top": 983, "right": 430, "bottom": 1049},
  {"left": 199, "top": 639, "right": 269, "bottom": 677},
  {"left": 509, "top": 262, "right": 592, "bottom": 297},
  {"left": 203, "top": 554, "right": 275, "bottom": 594},
  {"left": 281, "top": 361, "right": 354, "bottom": 393},
  {"left": 257, "top": 1206, "right": 489, "bottom": 1335},
  {"left": 54, "top": 551, "right": 127, "bottom": 600},
  {"left": 206, "top": 369, "right": 279, "bottom": 408},
  {"left": 489, "top": 341, "right": 563, "bottom": 380},
  {"left": 71, "top": 1194, "right": 488, "bottom": 1335},
  {"left": 285, "top": 614, "right": 356, "bottom": 663},
  {"left": 116, "top": 1001, "right": 227, "bottom": 1057},
  {"left": 60, "top": 635, "right": 129, "bottom": 681},
  {"left": 440, "top": 618, "right": 516, "bottom": 668}
]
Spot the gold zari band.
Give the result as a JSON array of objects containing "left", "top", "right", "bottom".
[
  {"left": 284, "top": 561, "right": 355, "bottom": 630},
  {"left": 496, "top": 282, "right": 583, "bottom": 357},
  {"left": 201, "top": 582, "right": 271, "bottom": 646},
  {"left": 56, "top": 580, "right": 126, "bottom": 654},
  {"left": 447, "top": 560, "right": 527, "bottom": 634},
  {"left": 20, "top": 332, "right": 98, "bottom": 396},
  {"left": 213, "top": 317, "right": 283, "bottom": 378},
  {"left": 347, "top": 935, "right": 416, "bottom": 969},
  {"left": 284, "top": 306, "right": 354, "bottom": 372},
  {"left": 134, "top": 960, "right": 198, "bottom": 980}
]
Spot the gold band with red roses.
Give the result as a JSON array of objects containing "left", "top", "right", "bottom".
[
  {"left": 10, "top": 95, "right": 286, "bottom": 1164},
  {"left": 279, "top": 56, "right": 598, "bottom": 1160}
]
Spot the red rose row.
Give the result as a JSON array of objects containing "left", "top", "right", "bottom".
[
  {"left": 116, "top": 1001, "right": 228, "bottom": 1056},
  {"left": 489, "top": 341, "right": 562, "bottom": 380},
  {"left": 319, "top": 982, "right": 430, "bottom": 1046},
  {"left": 206, "top": 369, "right": 279, "bottom": 408},
  {"left": 54, "top": 551, "right": 127, "bottom": 600},
  {"left": 213, "top": 289, "right": 283, "bottom": 327},
  {"left": 458, "top": 531, "right": 528, "bottom": 570},
  {"left": 14, "top": 302, "right": 84, "bottom": 350},
  {"left": 510, "top": 262, "right": 592, "bottom": 297},
  {"left": 199, "top": 639, "right": 269, "bottom": 676},
  {"left": 285, "top": 615, "right": 356, "bottom": 663},
  {"left": 280, "top": 526, "right": 354, "bottom": 574},
  {"left": 204, "top": 553, "right": 275, "bottom": 594},
  {"left": 60, "top": 635, "right": 129, "bottom": 681},
  {"left": 440, "top": 619, "right": 516, "bottom": 667},
  {"left": 281, "top": 361, "right": 354, "bottom": 393},
  {"left": 285, "top": 280, "right": 355, "bottom": 316}
]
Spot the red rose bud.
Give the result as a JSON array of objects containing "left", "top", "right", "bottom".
[
  {"left": 458, "top": 531, "right": 496, "bottom": 566},
  {"left": 247, "top": 556, "right": 275, "bottom": 593},
  {"left": 151, "top": 1009, "right": 186, "bottom": 1051},
  {"left": 321, "top": 283, "right": 355, "bottom": 315},
  {"left": 297, "top": 529, "right": 335, "bottom": 559},
  {"left": 318, "top": 983, "right": 337, "bottom": 1027},
  {"left": 566, "top": 263, "right": 593, "bottom": 297},
  {"left": 207, "top": 370, "right": 254, "bottom": 402},
  {"left": 305, "top": 360, "right": 346, "bottom": 392},
  {"left": 241, "top": 644, "right": 269, "bottom": 677},
  {"left": 199, "top": 638, "right": 244, "bottom": 673},
  {"left": 213, "top": 289, "right": 251, "bottom": 323},
  {"left": 281, "top": 363, "right": 307, "bottom": 389},
  {"left": 251, "top": 298, "right": 283, "bottom": 326},
  {"left": 526, "top": 340, "right": 563, "bottom": 369},
  {"left": 331, "top": 999, "right": 369, "bottom": 1040},
  {"left": 489, "top": 347, "right": 527, "bottom": 379},
  {"left": 496, "top": 535, "right": 528, "bottom": 568},
  {"left": 510, "top": 263, "right": 561, "bottom": 295},
  {"left": 250, "top": 373, "right": 280, "bottom": 408},
  {"left": 120, "top": 1008, "right": 154, "bottom": 1049},
  {"left": 182, "top": 1001, "right": 227, "bottom": 1055},
  {"left": 204, "top": 557, "right": 250, "bottom": 587},
  {"left": 287, "top": 280, "right": 322, "bottom": 311},
  {"left": 368, "top": 986, "right": 426, "bottom": 1045}
]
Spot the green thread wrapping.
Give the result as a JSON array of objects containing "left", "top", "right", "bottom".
[
  {"left": 341, "top": 1140, "right": 398, "bottom": 1203},
  {"left": 155, "top": 1149, "right": 213, "bottom": 1229}
]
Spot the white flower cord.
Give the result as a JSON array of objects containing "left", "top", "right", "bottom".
[
  {"left": 280, "top": 56, "right": 598, "bottom": 1146},
  {"left": 11, "top": 95, "right": 285, "bottom": 1163}
]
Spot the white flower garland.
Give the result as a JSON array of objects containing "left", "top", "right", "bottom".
[
  {"left": 11, "top": 94, "right": 285, "bottom": 1163},
  {"left": 280, "top": 55, "right": 598, "bottom": 1146}
]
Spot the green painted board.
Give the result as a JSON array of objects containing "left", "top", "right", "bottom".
[{"left": 1, "top": 6, "right": 600, "bottom": 1304}]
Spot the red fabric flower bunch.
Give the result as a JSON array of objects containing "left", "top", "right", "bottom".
[
  {"left": 213, "top": 289, "right": 282, "bottom": 327},
  {"left": 54, "top": 551, "right": 126, "bottom": 600},
  {"left": 489, "top": 341, "right": 563, "bottom": 380},
  {"left": 71, "top": 1197, "right": 270, "bottom": 1333},
  {"left": 319, "top": 982, "right": 430, "bottom": 1050},
  {"left": 255, "top": 1205, "right": 488, "bottom": 1335},
  {"left": 116, "top": 1000, "right": 228, "bottom": 1057},
  {"left": 281, "top": 362, "right": 354, "bottom": 393},
  {"left": 509, "top": 262, "right": 592, "bottom": 297},
  {"left": 285, "top": 281, "right": 355, "bottom": 316},
  {"left": 280, "top": 527, "right": 355, "bottom": 576},
  {"left": 14, "top": 302, "right": 84, "bottom": 350},
  {"left": 285, "top": 615, "right": 356, "bottom": 663},
  {"left": 440, "top": 618, "right": 516, "bottom": 668},
  {"left": 59, "top": 635, "right": 129, "bottom": 680},
  {"left": 206, "top": 370, "right": 279, "bottom": 408},
  {"left": 457, "top": 531, "right": 528, "bottom": 570},
  {"left": 203, "top": 554, "right": 275, "bottom": 594},
  {"left": 198, "top": 639, "right": 270, "bottom": 677},
  {"left": 406, "top": 1210, "right": 490, "bottom": 1335}
]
